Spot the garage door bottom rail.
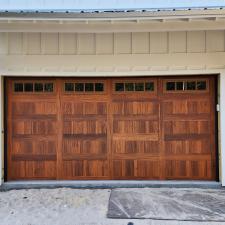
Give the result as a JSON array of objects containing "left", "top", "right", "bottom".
[{"left": 0, "top": 180, "right": 222, "bottom": 191}]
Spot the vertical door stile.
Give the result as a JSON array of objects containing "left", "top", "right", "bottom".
[
  {"left": 210, "top": 77, "right": 217, "bottom": 180},
  {"left": 7, "top": 79, "right": 12, "bottom": 180},
  {"left": 107, "top": 79, "right": 113, "bottom": 179},
  {"left": 159, "top": 78, "right": 165, "bottom": 180},
  {"left": 56, "top": 79, "right": 63, "bottom": 179}
]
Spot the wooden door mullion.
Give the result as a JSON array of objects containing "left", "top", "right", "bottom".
[
  {"left": 56, "top": 78, "right": 63, "bottom": 179},
  {"left": 108, "top": 79, "right": 113, "bottom": 179}
]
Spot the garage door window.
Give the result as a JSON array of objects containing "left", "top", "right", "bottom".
[
  {"left": 165, "top": 80, "right": 207, "bottom": 92},
  {"left": 115, "top": 82, "right": 154, "bottom": 92},
  {"left": 14, "top": 82, "right": 54, "bottom": 93},
  {"left": 64, "top": 82, "right": 104, "bottom": 93}
]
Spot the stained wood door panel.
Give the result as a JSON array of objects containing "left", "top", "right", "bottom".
[
  {"left": 112, "top": 102, "right": 159, "bottom": 115},
  {"left": 12, "top": 101, "right": 57, "bottom": 116},
  {"left": 62, "top": 160, "right": 109, "bottom": 178},
  {"left": 112, "top": 159, "right": 160, "bottom": 179},
  {"left": 6, "top": 76, "right": 217, "bottom": 180},
  {"left": 7, "top": 79, "right": 58, "bottom": 180},
  {"left": 59, "top": 80, "right": 110, "bottom": 179},
  {"left": 163, "top": 100, "right": 211, "bottom": 115},
  {"left": 112, "top": 140, "right": 159, "bottom": 154},
  {"left": 63, "top": 139, "right": 106, "bottom": 155},
  {"left": 62, "top": 102, "right": 107, "bottom": 116},
  {"left": 165, "top": 159, "right": 212, "bottom": 180},
  {"left": 164, "top": 139, "right": 211, "bottom": 155},
  {"left": 10, "top": 161, "right": 56, "bottom": 179},
  {"left": 111, "top": 87, "right": 160, "bottom": 179}
]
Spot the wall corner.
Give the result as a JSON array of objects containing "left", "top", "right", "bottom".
[
  {"left": 220, "top": 72, "right": 225, "bottom": 186},
  {"left": 0, "top": 75, "right": 4, "bottom": 186}
]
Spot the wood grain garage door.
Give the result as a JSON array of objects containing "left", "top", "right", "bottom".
[
  {"left": 7, "top": 79, "right": 57, "bottom": 179},
  {"left": 6, "top": 76, "right": 217, "bottom": 180}
]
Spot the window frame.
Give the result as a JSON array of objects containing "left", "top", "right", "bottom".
[
  {"left": 113, "top": 79, "right": 157, "bottom": 94},
  {"left": 63, "top": 80, "right": 106, "bottom": 95},
  {"left": 12, "top": 80, "right": 56, "bottom": 95},
  {"left": 163, "top": 78, "right": 209, "bottom": 93}
]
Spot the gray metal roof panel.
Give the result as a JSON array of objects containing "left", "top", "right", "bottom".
[{"left": 1, "top": 0, "right": 225, "bottom": 12}]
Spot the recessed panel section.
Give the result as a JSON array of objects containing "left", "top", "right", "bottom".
[
  {"left": 113, "top": 140, "right": 159, "bottom": 154},
  {"left": 10, "top": 161, "right": 56, "bottom": 179},
  {"left": 12, "top": 120, "right": 57, "bottom": 136},
  {"left": 63, "top": 139, "right": 107, "bottom": 155},
  {"left": 113, "top": 120, "right": 158, "bottom": 134}
]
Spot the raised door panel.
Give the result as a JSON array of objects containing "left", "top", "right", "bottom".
[
  {"left": 7, "top": 79, "right": 58, "bottom": 180},
  {"left": 111, "top": 78, "right": 160, "bottom": 179},
  {"left": 162, "top": 77, "right": 216, "bottom": 180},
  {"left": 60, "top": 80, "right": 109, "bottom": 179}
]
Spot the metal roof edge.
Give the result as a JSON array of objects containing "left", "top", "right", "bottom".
[
  {"left": 1, "top": 8, "right": 225, "bottom": 20},
  {"left": 1, "top": 6, "right": 225, "bottom": 13}
]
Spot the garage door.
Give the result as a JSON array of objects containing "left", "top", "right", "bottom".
[{"left": 6, "top": 76, "right": 217, "bottom": 180}]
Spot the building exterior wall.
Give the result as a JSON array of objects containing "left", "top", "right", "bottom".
[
  {"left": 0, "top": 30, "right": 224, "bottom": 185},
  {"left": 1, "top": 31, "right": 225, "bottom": 76}
]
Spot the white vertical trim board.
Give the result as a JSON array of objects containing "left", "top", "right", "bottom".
[
  {"left": 0, "top": 76, "right": 3, "bottom": 185},
  {"left": 220, "top": 72, "right": 225, "bottom": 186}
]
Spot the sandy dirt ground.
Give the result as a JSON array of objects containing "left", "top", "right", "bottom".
[{"left": 0, "top": 188, "right": 224, "bottom": 225}]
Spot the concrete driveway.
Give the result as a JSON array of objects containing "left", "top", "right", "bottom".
[{"left": 0, "top": 188, "right": 225, "bottom": 225}]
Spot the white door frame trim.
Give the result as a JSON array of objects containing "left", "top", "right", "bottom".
[
  {"left": 219, "top": 71, "right": 225, "bottom": 186},
  {"left": 0, "top": 76, "right": 3, "bottom": 185}
]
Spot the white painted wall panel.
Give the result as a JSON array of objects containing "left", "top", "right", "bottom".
[
  {"left": 96, "top": 33, "right": 113, "bottom": 55},
  {"left": 8, "top": 33, "right": 23, "bottom": 54},
  {"left": 2, "top": 31, "right": 225, "bottom": 74},
  {"left": 114, "top": 33, "right": 132, "bottom": 54},
  {"left": 59, "top": 33, "right": 77, "bottom": 55},
  {"left": 42, "top": 33, "right": 59, "bottom": 54},
  {"left": 206, "top": 30, "right": 225, "bottom": 52},
  {"left": 169, "top": 31, "right": 187, "bottom": 53},
  {"left": 3, "top": 31, "right": 225, "bottom": 56},
  {"left": 150, "top": 32, "right": 168, "bottom": 54},
  {"left": 78, "top": 33, "right": 95, "bottom": 55},
  {"left": 26, "top": 33, "right": 41, "bottom": 55},
  {"left": 187, "top": 31, "right": 205, "bottom": 53},
  {"left": 132, "top": 32, "right": 149, "bottom": 54},
  {"left": 0, "top": 33, "right": 7, "bottom": 55}
]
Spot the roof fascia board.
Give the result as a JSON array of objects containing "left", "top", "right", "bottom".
[{"left": 1, "top": 19, "right": 225, "bottom": 33}]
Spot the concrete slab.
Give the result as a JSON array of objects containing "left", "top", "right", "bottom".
[
  {"left": 1, "top": 188, "right": 225, "bottom": 225},
  {"left": 0, "top": 180, "right": 222, "bottom": 191},
  {"left": 108, "top": 188, "right": 225, "bottom": 221}
]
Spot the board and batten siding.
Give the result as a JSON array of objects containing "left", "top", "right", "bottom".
[
  {"left": 0, "top": 31, "right": 225, "bottom": 75},
  {"left": 0, "top": 30, "right": 225, "bottom": 185},
  {"left": 0, "top": 31, "right": 225, "bottom": 55}
]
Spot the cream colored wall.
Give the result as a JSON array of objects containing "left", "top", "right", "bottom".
[
  {"left": 1, "top": 31, "right": 225, "bottom": 55},
  {"left": 0, "top": 30, "right": 224, "bottom": 185},
  {"left": 1, "top": 31, "right": 225, "bottom": 76}
]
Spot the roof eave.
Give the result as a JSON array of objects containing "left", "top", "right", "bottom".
[{"left": 1, "top": 8, "right": 225, "bottom": 20}]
